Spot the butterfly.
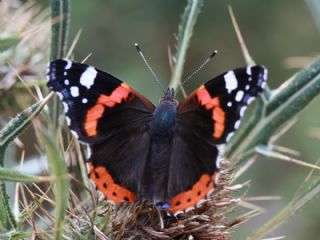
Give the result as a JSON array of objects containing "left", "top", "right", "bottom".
[{"left": 47, "top": 59, "right": 267, "bottom": 215}]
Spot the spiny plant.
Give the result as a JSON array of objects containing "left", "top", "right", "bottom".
[{"left": 0, "top": 0, "right": 320, "bottom": 239}]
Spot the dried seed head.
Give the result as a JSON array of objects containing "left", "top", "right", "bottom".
[{"left": 86, "top": 159, "right": 242, "bottom": 240}]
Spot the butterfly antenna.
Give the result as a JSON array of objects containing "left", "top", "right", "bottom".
[
  {"left": 135, "top": 43, "right": 166, "bottom": 94},
  {"left": 181, "top": 50, "right": 218, "bottom": 87}
]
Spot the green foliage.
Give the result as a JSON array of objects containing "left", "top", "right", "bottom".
[
  {"left": 42, "top": 131, "right": 69, "bottom": 240},
  {"left": 0, "top": 98, "right": 48, "bottom": 235},
  {"left": 0, "top": 167, "right": 47, "bottom": 182},
  {"left": 0, "top": 35, "right": 21, "bottom": 53},
  {"left": 169, "top": 0, "right": 204, "bottom": 91}
]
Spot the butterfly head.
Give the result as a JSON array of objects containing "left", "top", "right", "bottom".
[{"left": 161, "top": 88, "right": 176, "bottom": 104}]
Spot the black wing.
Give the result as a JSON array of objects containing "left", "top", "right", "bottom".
[{"left": 167, "top": 65, "right": 267, "bottom": 213}]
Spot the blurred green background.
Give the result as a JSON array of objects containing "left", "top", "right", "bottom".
[{"left": 41, "top": 0, "right": 319, "bottom": 239}]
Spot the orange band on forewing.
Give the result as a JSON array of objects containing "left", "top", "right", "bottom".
[
  {"left": 88, "top": 162, "right": 137, "bottom": 203},
  {"left": 196, "top": 86, "right": 226, "bottom": 139},
  {"left": 197, "top": 85, "right": 212, "bottom": 105},
  {"left": 212, "top": 107, "right": 225, "bottom": 138},
  {"left": 84, "top": 83, "right": 132, "bottom": 137},
  {"left": 169, "top": 172, "right": 217, "bottom": 213},
  {"left": 84, "top": 104, "right": 105, "bottom": 136}
]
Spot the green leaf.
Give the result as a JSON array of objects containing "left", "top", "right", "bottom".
[
  {"left": 0, "top": 230, "right": 33, "bottom": 240},
  {"left": 0, "top": 167, "right": 49, "bottom": 183},
  {"left": 0, "top": 94, "right": 50, "bottom": 233},
  {"left": 0, "top": 36, "right": 21, "bottom": 52},
  {"left": 42, "top": 131, "right": 69, "bottom": 240}
]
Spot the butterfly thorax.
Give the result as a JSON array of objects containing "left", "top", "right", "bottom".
[{"left": 151, "top": 99, "right": 177, "bottom": 142}]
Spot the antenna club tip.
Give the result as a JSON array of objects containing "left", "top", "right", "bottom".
[
  {"left": 134, "top": 43, "right": 141, "bottom": 52},
  {"left": 210, "top": 50, "right": 218, "bottom": 58}
]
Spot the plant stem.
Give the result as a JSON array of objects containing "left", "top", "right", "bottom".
[
  {"left": 306, "top": 0, "right": 320, "bottom": 32},
  {"left": 169, "top": 0, "right": 203, "bottom": 91},
  {"left": 49, "top": 0, "right": 70, "bottom": 133},
  {"left": 50, "top": 0, "right": 70, "bottom": 60}
]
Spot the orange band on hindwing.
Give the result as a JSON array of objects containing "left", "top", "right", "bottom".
[
  {"left": 84, "top": 83, "right": 132, "bottom": 136},
  {"left": 168, "top": 172, "right": 216, "bottom": 213},
  {"left": 88, "top": 162, "right": 137, "bottom": 203},
  {"left": 196, "top": 86, "right": 226, "bottom": 139}
]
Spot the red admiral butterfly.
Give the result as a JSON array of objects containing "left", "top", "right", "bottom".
[{"left": 47, "top": 59, "right": 267, "bottom": 215}]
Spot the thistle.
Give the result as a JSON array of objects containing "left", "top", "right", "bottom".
[{"left": 0, "top": 1, "right": 320, "bottom": 240}]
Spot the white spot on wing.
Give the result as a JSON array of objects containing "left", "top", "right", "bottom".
[
  {"left": 226, "top": 133, "right": 234, "bottom": 142},
  {"left": 64, "top": 79, "right": 69, "bottom": 85},
  {"left": 234, "top": 120, "right": 241, "bottom": 129},
  {"left": 246, "top": 66, "right": 252, "bottom": 75},
  {"left": 240, "top": 106, "right": 247, "bottom": 117},
  {"left": 224, "top": 71, "right": 238, "bottom": 93},
  {"left": 208, "top": 188, "right": 215, "bottom": 196},
  {"left": 62, "top": 102, "right": 69, "bottom": 113},
  {"left": 65, "top": 116, "right": 71, "bottom": 126},
  {"left": 185, "top": 207, "right": 194, "bottom": 213},
  {"left": 263, "top": 68, "right": 268, "bottom": 80},
  {"left": 71, "top": 130, "right": 79, "bottom": 139},
  {"left": 196, "top": 199, "right": 206, "bottom": 208},
  {"left": 70, "top": 86, "right": 79, "bottom": 97},
  {"left": 82, "top": 98, "right": 88, "bottom": 104},
  {"left": 80, "top": 66, "right": 97, "bottom": 89},
  {"left": 173, "top": 211, "right": 184, "bottom": 217},
  {"left": 245, "top": 85, "right": 250, "bottom": 90},
  {"left": 235, "top": 90, "right": 244, "bottom": 102},
  {"left": 247, "top": 97, "right": 255, "bottom": 104},
  {"left": 227, "top": 102, "right": 232, "bottom": 107},
  {"left": 87, "top": 145, "right": 92, "bottom": 159},
  {"left": 64, "top": 59, "right": 72, "bottom": 70},
  {"left": 216, "top": 156, "right": 223, "bottom": 169}
]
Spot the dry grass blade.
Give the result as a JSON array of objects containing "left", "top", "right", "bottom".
[
  {"left": 248, "top": 160, "right": 320, "bottom": 240},
  {"left": 228, "top": 5, "right": 254, "bottom": 65},
  {"left": 66, "top": 29, "right": 82, "bottom": 59},
  {"left": 256, "top": 146, "right": 320, "bottom": 170},
  {"left": 261, "top": 237, "right": 286, "bottom": 240}
]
